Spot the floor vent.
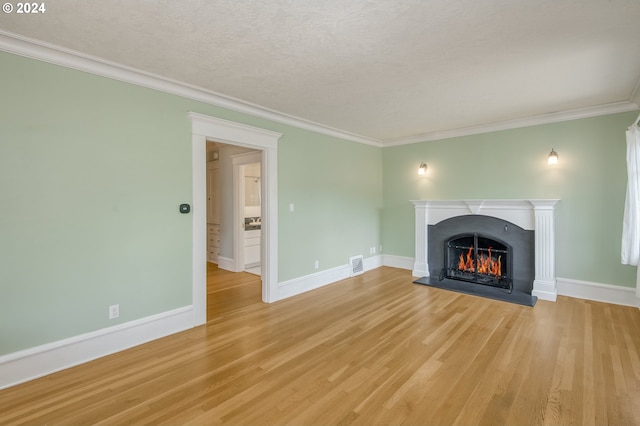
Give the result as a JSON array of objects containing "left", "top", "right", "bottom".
[{"left": 349, "top": 255, "right": 364, "bottom": 277}]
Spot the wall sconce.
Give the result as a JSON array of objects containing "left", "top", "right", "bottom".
[
  {"left": 418, "top": 162, "right": 428, "bottom": 175},
  {"left": 547, "top": 149, "right": 558, "bottom": 165}
]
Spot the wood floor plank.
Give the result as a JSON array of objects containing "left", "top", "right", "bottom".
[{"left": 1, "top": 264, "right": 640, "bottom": 425}]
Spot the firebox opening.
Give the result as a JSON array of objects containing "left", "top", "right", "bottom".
[{"left": 443, "top": 233, "right": 512, "bottom": 291}]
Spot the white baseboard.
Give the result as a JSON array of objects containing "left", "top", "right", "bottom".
[
  {"left": 217, "top": 256, "right": 237, "bottom": 272},
  {"left": 532, "top": 279, "right": 559, "bottom": 302},
  {"left": 7, "top": 272, "right": 634, "bottom": 392},
  {"left": 382, "top": 254, "right": 414, "bottom": 271},
  {"left": 0, "top": 306, "right": 195, "bottom": 390},
  {"left": 378, "top": 255, "right": 640, "bottom": 308},
  {"left": 277, "top": 255, "right": 383, "bottom": 300},
  {"left": 557, "top": 277, "right": 640, "bottom": 308},
  {"left": 364, "top": 254, "right": 383, "bottom": 270},
  {"left": 278, "top": 264, "right": 351, "bottom": 300}
]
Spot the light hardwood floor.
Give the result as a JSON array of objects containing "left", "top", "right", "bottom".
[{"left": 1, "top": 264, "right": 640, "bottom": 425}]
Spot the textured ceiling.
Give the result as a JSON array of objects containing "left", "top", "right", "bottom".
[{"left": 1, "top": 0, "right": 639, "bottom": 143}]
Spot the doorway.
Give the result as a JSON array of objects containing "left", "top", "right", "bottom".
[
  {"left": 190, "top": 112, "right": 282, "bottom": 327},
  {"left": 232, "top": 151, "right": 262, "bottom": 275},
  {"left": 205, "top": 144, "right": 262, "bottom": 321},
  {"left": 240, "top": 161, "right": 262, "bottom": 275}
]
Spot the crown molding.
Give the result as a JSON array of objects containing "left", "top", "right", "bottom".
[
  {"left": 0, "top": 30, "right": 383, "bottom": 148},
  {"left": 384, "top": 101, "right": 640, "bottom": 147},
  {"left": 1, "top": 30, "right": 637, "bottom": 148}
]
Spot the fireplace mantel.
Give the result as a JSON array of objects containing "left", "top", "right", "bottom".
[{"left": 411, "top": 199, "right": 560, "bottom": 301}]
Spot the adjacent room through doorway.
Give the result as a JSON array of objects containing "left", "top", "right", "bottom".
[{"left": 205, "top": 141, "right": 263, "bottom": 320}]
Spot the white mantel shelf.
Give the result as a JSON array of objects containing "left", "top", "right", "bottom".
[{"left": 411, "top": 199, "right": 560, "bottom": 302}]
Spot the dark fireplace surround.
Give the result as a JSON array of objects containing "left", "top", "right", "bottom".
[{"left": 429, "top": 215, "right": 534, "bottom": 295}]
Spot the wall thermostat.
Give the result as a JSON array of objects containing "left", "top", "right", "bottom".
[{"left": 179, "top": 204, "right": 191, "bottom": 214}]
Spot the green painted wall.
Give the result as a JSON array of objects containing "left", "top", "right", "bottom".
[
  {"left": 382, "top": 112, "right": 638, "bottom": 288},
  {"left": 0, "top": 53, "right": 193, "bottom": 355},
  {"left": 279, "top": 129, "right": 382, "bottom": 281},
  {"left": 1, "top": 47, "right": 635, "bottom": 358},
  {"left": 0, "top": 51, "right": 383, "bottom": 355}
]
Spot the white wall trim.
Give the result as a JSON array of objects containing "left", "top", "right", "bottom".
[
  {"left": 190, "top": 113, "right": 281, "bottom": 307},
  {"left": 277, "top": 256, "right": 640, "bottom": 309},
  {"left": 0, "top": 306, "right": 194, "bottom": 391},
  {"left": 277, "top": 256, "right": 382, "bottom": 300},
  {"left": 377, "top": 254, "right": 639, "bottom": 308},
  {"left": 386, "top": 101, "right": 640, "bottom": 146},
  {"left": 3, "top": 272, "right": 635, "bottom": 391},
  {"left": 557, "top": 277, "right": 640, "bottom": 308},
  {"left": 216, "top": 256, "right": 237, "bottom": 272},
  {"left": 0, "top": 30, "right": 382, "bottom": 148},
  {"left": 383, "top": 254, "right": 415, "bottom": 271},
  {"left": 363, "top": 254, "right": 383, "bottom": 271},
  {"left": 1, "top": 30, "right": 635, "bottom": 149},
  {"left": 380, "top": 253, "right": 639, "bottom": 308},
  {"left": 278, "top": 265, "right": 351, "bottom": 300}
]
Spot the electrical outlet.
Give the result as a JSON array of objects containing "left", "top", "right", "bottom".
[
  {"left": 371, "top": 246, "right": 377, "bottom": 254},
  {"left": 109, "top": 304, "right": 119, "bottom": 320},
  {"left": 314, "top": 260, "right": 319, "bottom": 269}
]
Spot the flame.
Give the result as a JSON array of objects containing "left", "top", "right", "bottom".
[
  {"left": 458, "top": 247, "right": 474, "bottom": 270},
  {"left": 457, "top": 246, "right": 502, "bottom": 277}
]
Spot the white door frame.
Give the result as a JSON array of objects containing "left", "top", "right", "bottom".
[
  {"left": 189, "top": 112, "right": 282, "bottom": 325},
  {"left": 232, "top": 151, "right": 262, "bottom": 272}
]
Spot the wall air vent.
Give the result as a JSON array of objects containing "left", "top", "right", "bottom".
[{"left": 349, "top": 255, "right": 364, "bottom": 277}]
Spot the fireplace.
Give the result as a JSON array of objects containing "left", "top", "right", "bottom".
[
  {"left": 427, "top": 214, "right": 532, "bottom": 299},
  {"left": 444, "top": 233, "right": 511, "bottom": 290},
  {"left": 411, "top": 199, "right": 560, "bottom": 302}
]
